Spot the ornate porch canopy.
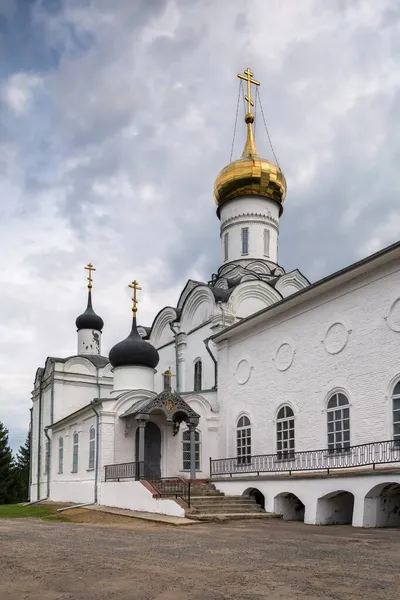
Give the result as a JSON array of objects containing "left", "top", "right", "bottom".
[{"left": 120, "top": 390, "right": 200, "bottom": 428}]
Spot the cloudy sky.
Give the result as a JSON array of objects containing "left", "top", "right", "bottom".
[{"left": 1, "top": 0, "right": 400, "bottom": 451}]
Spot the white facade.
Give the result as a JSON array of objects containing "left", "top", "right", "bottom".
[{"left": 29, "top": 108, "right": 400, "bottom": 526}]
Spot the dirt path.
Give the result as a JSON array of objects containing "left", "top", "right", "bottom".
[{"left": 0, "top": 517, "right": 399, "bottom": 599}]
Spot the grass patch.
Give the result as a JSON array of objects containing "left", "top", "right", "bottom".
[{"left": 0, "top": 504, "right": 58, "bottom": 519}]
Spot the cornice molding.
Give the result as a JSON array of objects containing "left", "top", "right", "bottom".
[{"left": 220, "top": 212, "right": 279, "bottom": 235}]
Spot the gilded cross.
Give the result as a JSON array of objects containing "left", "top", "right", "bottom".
[
  {"left": 163, "top": 367, "right": 176, "bottom": 391},
  {"left": 129, "top": 280, "right": 142, "bottom": 316},
  {"left": 237, "top": 67, "right": 260, "bottom": 116},
  {"left": 84, "top": 263, "right": 96, "bottom": 291}
]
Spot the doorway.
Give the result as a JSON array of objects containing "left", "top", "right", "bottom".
[{"left": 136, "top": 422, "right": 162, "bottom": 478}]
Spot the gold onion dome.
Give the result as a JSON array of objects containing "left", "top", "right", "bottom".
[{"left": 214, "top": 69, "right": 287, "bottom": 215}]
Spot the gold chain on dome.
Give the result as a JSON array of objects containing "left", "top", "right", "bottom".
[
  {"left": 84, "top": 263, "right": 96, "bottom": 291},
  {"left": 129, "top": 280, "right": 142, "bottom": 316}
]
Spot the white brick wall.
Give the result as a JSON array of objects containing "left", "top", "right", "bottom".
[{"left": 216, "top": 257, "right": 400, "bottom": 459}]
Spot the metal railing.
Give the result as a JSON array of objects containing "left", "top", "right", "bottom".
[
  {"left": 210, "top": 439, "right": 400, "bottom": 478},
  {"left": 104, "top": 461, "right": 191, "bottom": 507}
]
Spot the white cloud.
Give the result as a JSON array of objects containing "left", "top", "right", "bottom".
[{"left": 1, "top": 72, "right": 43, "bottom": 115}]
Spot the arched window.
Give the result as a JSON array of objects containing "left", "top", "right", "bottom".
[
  {"left": 182, "top": 429, "right": 201, "bottom": 471},
  {"left": 237, "top": 416, "right": 251, "bottom": 464},
  {"left": 392, "top": 381, "right": 400, "bottom": 442},
  {"left": 327, "top": 392, "right": 350, "bottom": 453},
  {"left": 277, "top": 405, "right": 295, "bottom": 459},
  {"left": 72, "top": 432, "right": 79, "bottom": 473},
  {"left": 58, "top": 437, "right": 63, "bottom": 474},
  {"left": 194, "top": 359, "right": 202, "bottom": 391},
  {"left": 88, "top": 427, "right": 96, "bottom": 470}
]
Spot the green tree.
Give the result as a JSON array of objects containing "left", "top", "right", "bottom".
[
  {"left": 0, "top": 422, "right": 19, "bottom": 504},
  {"left": 15, "top": 432, "right": 31, "bottom": 502}
]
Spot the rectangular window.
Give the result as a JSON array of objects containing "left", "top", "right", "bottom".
[
  {"left": 182, "top": 429, "right": 200, "bottom": 471},
  {"left": 58, "top": 437, "right": 63, "bottom": 474},
  {"left": 224, "top": 232, "right": 229, "bottom": 261},
  {"left": 72, "top": 433, "right": 79, "bottom": 473},
  {"left": 88, "top": 428, "right": 96, "bottom": 470},
  {"left": 264, "top": 229, "right": 270, "bottom": 257},
  {"left": 241, "top": 227, "right": 249, "bottom": 255}
]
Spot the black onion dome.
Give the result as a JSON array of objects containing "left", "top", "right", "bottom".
[
  {"left": 75, "top": 291, "right": 104, "bottom": 332},
  {"left": 109, "top": 317, "right": 159, "bottom": 369}
]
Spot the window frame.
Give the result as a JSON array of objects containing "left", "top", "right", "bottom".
[
  {"left": 72, "top": 432, "right": 79, "bottom": 473},
  {"left": 224, "top": 232, "right": 229, "bottom": 261},
  {"left": 392, "top": 381, "right": 400, "bottom": 443},
  {"left": 88, "top": 426, "right": 96, "bottom": 471},
  {"left": 326, "top": 392, "right": 350, "bottom": 453},
  {"left": 58, "top": 437, "right": 63, "bottom": 474},
  {"left": 263, "top": 228, "right": 270, "bottom": 257},
  {"left": 182, "top": 428, "right": 201, "bottom": 471},
  {"left": 241, "top": 227, "right": 249, "bottom": 256},
  {"left": 276, "top": 405, "right": 295, "bottom": 460},
  {"left": 237, "top": 415, "right": 251, "bottom": 465}
]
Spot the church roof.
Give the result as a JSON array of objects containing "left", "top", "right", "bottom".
[
  {"left": 47, "top": 355, "right": 110, "bottom": 368},
  {"left": 211, "top": 239, "right": 400, "bottom": 343},
  {"left": 120, "top": 390, "right": 200, "bottom": 423}
]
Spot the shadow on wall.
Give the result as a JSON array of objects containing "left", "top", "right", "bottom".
[
  {"left": 363, "top": 482, "right": 400, "bottom": 528},
  {"left": 316, "top": 490, "right": 354, "bottom": 525},
  {"left": 274, "top": 492, "right": 305, "bottom": 521}
]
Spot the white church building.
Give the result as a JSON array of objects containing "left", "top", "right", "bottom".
[{"left": 30, "top": 69, "right": 400, "bottom": 527}]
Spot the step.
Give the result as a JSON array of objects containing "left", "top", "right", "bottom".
[
  {"left": 191, "top": 496, "right": 255, "bottom": 503},
  {"left": 186, "top": 512, "right": 280, "bottom": 522},
  {"left": 191, "top": 506, "right": 265, "bottom": 514}
]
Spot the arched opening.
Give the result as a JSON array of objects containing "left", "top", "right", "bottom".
[
  {"left": 274, "top": 492, "right": 305, "bottom": 521},
  {"left": 316, "top": 490, "right": 354, "bottom": 525},
  {"left": 243, "top": 487, "right": 265, "bottom": 510},
  {"left": 363, "top": 482, "right": 400, "bottom": 528}
]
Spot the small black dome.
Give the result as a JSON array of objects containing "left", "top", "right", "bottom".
[
  {"left": 76, "top": 292, "right": 104, "bottom": 332},
  {"left": 109, "top": 317, "right": 159, "bottom": 369}
]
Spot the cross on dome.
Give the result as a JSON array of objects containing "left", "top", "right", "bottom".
[
  {"left": 84, "top": 263, "right": 96, "bottom": 291},
  {"left": 237, "top": 67, "right": 260, "bottom": 117},
  {"left": 129, "top": 280, "right": 142, "bottom": 316}
]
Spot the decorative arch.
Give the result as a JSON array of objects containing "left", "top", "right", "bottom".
[
  {"left": 114, "top": 389, "right": 156, "bottom": 414},
  {"left": 101, "top": 363, "right": 113, "bottom": 378},
  {"left": 182, "top": 394, "right": 213, "bottom": 415},
  {"left": 64, "top": 356, "right": 97, "bottom": 376},
  {"left": 149, "top": 306, "right": 178, "bottom": 348},
  {"left": 316, "top": 490, "right": 354, "bottom": 525},
  {"left": 180, "top": 286, "right": 216, "bottom": 331},
  {"left": 363, "top": 482, "right": 400, "bottom": 527},
  {"left": 274, "top": 492, "right": 305, "bottom": 521},
  {"left": 228, "top": 280, "right": 282, "bottom": 319},
  {"left": 177, "top": 280, "right": 202, "bottom": 310},
  {"left": 274, "top": 269, "right": 310, "bottom": 298}
]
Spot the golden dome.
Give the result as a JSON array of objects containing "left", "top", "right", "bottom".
[{"left": 214, "top": 113, "right": 287, "bottom": 214}]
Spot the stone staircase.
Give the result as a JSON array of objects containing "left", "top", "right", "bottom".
[{"left": 187, "top": 481, "right": 278, "bottom": 522}]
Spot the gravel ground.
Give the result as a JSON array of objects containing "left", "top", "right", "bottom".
[{"left": 0, "top": 517, "right": 399, "bottom": 600}]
